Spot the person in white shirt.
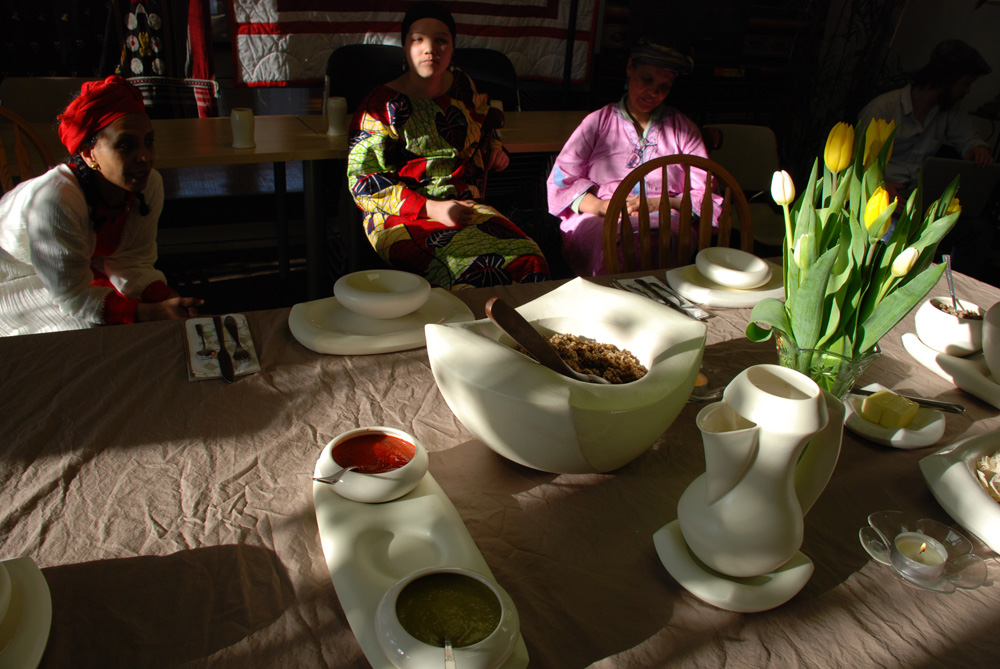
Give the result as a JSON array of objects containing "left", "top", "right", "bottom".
[
  {"left": 0, "top": 76, "right": 203, "bottom": 336},
  {"left": 858, "top": 39, "right": 995, "bottom": 280}
]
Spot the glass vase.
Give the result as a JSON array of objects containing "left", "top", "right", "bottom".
[{"left": 774, "top": 330, "right": 880, "bottom": 400}]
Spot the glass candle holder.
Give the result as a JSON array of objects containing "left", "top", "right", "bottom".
[{"left": 890, "top": 531, "right": 947, "bottom": 581}]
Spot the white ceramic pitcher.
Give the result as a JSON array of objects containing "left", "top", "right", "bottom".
[{"left": 677, "top": 364, "right": 844, "bottom": 577}]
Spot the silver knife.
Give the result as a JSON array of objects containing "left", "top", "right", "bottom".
[
  {"left": 850, "top": 387, "right": 965, "bottom": 414},
  {"left": 635, "top": 278, "right": 710, "bottom": 321},
  {"left": 213, "top": 315, "right": 236, "bottom": 383}
]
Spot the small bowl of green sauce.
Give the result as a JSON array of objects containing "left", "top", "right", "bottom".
[{"left": 375, "top": 567, "right": 519, "bottom": 668}]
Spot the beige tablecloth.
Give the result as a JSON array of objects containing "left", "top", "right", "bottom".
[{"left": 2, "top": 271, "right": 999, "bottom": 668}]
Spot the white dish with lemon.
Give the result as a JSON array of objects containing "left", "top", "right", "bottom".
[{"left": 844, "top": 383, "right": 946, "bottom": 449}]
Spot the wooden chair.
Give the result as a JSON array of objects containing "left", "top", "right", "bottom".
[
  {"left": 601, "top": 154, "right": 753, "bottom": 274},
  {"left": 0, "top": 106, "right": 56, "bottom": 196}
]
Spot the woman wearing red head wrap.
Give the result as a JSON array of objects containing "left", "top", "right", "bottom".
[{"left": 0, "top": 76, "right": 202, "bottom": 335}]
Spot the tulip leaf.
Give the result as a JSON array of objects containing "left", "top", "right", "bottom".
[
  {"left": 788, "top": 246, "right": 839, "bottom": 350},
  {"left": 746, "top": 298, "right": 792, "bottom": 343},
  {"left": 856, "top": 263, "right": 945, "bottom": 353}
]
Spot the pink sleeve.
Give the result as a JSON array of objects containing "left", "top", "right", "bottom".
[{"left": 546, "top": 110, "right": 604, "bottom": 218}]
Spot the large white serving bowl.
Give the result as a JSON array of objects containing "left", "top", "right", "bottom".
[
  {"left": 914, "top": 296, "right": 984, "bottom": 356},
  {"left": 425, "top": 278, "right": 707, "bottom": 474},
  {"left": 334, "top": 269, "right": 432, "bottom": 320}
]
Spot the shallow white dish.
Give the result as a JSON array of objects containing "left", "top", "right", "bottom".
[
  {"left": 920, "top": 431, "right": 1000, "bottom": 555},
  {"left": 695, "top": 247, "right": 771, "bottom": 289},
  {"left": 289, "top": 288, "right": 473, "bottom": 355},
  {"left": 901, "top": 332, "right": 1000, "bottom": 409},
  {"left": 654, "top": 520, "right": 814, "bottom": 613},
  {"left": 666, "top": 261, "right": 783, "bottom": 308},
  {"left": 844, "top": 383, "right": 946, "bottom": 449},
  {"left": 312, "top": 442, "right": 528, "bottom": 668},
  {"left": 0, "top": 557, "right": 52, "bottom": 669},
  {"left": 334, "top": 270, "right": 432, "bottom": 320}
]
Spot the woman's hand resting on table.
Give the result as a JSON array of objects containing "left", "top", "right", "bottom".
[
  {"left": 136, "top": 295, "right": 204, "bottom": 322},
  {"left": 626, "top": 195, "right": 681, "bottom": 215},
  {"left": 425, "top": 199, "right": 478, "bottom": 227}
]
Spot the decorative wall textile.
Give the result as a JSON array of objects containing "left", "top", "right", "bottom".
[{"left": 227, "top": 0, "right": 598, "bottom": 87}]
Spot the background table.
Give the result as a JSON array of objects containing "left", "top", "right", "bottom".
[{"left": 3, "top": 271, "right": 998, "bottom": 667}]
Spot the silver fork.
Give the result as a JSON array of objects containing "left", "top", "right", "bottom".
[
  {"left": 609, "top": 278, "right": 700, "bottom": 321},
  {"left": 195, "top": 324, "right": 215, "bottom": 358},
  {"left": 224, "top": 316, "right": 251, "bottom": 363}
]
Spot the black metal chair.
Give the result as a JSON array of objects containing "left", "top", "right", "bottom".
[{"left": 453, "top": 48, "right": 520, "bottom": 111}]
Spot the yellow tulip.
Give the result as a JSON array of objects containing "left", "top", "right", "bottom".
[
  {"left": 890, "top": 247, "right": 919, "bottom": 277},
  {"left": 946, "top": 197, "right": 962, "bottom": 216},
  {"left": 771, "top": 170, "right": 795, "bottom": 206},
  {"left": 864, "top": 187, "right": 891, "bottom": 237},
  {"left": 863, "top": 119, "right": 895, "bottom": 167},
  {"left": 824, "top": 122, "right": 854, "bottom": 173}
]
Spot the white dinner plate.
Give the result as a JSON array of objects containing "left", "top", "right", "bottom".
[
  {"left": 844, "top": 383, "right": 946, "bottom": 449},
  {"left": 288, "top": 288, "right": 474, "bottom": 355},
  {"left": 0, "top": 557, "right": 52, "bottom": 669},
  {"left": 665, "top": 261, "right": 784, "bottom": 307},
  {"left": 920, "top": 431, "right": 1000, "bottom": 555},
  {"left": 312, "top": 441, "right": 528, "bottom": 668},
  {"left": 901, "top": 332, "right": 1000, "bottom": 409}
]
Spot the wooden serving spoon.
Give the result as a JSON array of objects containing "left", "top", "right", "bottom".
[{"left": 484, "top": 296, "right": 610, "bottom": 384}]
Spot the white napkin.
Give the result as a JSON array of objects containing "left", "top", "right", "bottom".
[
  {"left": 901, "top": 332, "right": 1000, "bottom": 409},
  {"left": 617, "top": 276, "right": 711, "bottom": 320},
  {"left": 183, "top": 314, "right": 261, "bottom": 381}
]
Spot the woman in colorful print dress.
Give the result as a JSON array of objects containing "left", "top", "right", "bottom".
[{"left": 347, "top": 1, "right": 550, "bottom": 290}]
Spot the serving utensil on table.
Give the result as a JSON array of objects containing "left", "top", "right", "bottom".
[
  {"left": 944, "top": 254, "right": 960, "bottom": 312},
  {"left": 213, "top": 315, "right": 236, "bottom": 383},
  {"left": 609, "top": 278, "right": 709, "bottom": 321},
  {"left": 484, "top": 296, "right": 611, "bottom": 384},
  {"left": 195, "top": 324, "right": 214, "bottom": 358},
  {"left": 312, "top": 465, "right": 360, "bottom": 485},
  {"left": 224, "top": 315, "right": 252, "bottom": 362},
  {"left": 849, "top": 387, "right": 965, "bottom": 414},
  {"left": 609, "top": 278, "right": 690, "bottom": 320}
]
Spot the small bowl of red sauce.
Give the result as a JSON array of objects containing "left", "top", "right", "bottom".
[{"left": 320, "top": 426, "right": 429, "bottom": 503}]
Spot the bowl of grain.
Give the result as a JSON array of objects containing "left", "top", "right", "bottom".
[
  {"left": 914, "top": 296, "right": 984, "bottom": 356},
  {"left": 425, "top": 278, "right": 707, "bottom": 473}
]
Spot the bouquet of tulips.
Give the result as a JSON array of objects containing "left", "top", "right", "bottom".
[{"left": 746, "top": 119, "right": 961, "bottom": 362}]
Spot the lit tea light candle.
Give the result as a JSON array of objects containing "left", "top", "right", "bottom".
[{"left": 890, "top": 532, "right": 947, "bottom": 581}]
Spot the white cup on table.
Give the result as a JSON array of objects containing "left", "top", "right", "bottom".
[
  {"left": 230, "top": 107, "right": 256, "bottom": 148},
  {"left": 326, "top": 96, "right": 347, "bottom": 136}
]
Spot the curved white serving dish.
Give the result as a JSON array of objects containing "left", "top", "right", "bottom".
[
  {"left": 313, "top": 441, "right": 528, "bottom": 668},
  {"left": 666, "top": 262, "right": 783, "bottom": 307},
  {"left": 920, "top": 431, "right": 1000, "bottom": 555},
  {"left": 425, "top": 278, "right": 706, "bottom": 474},
  {"left": 913, "top": 297, "right": 984, "bottom": 356},
  {"left": 901, "top": 332, "right": 1000, "bottom": 409},
  {"left": 0, "top": 557, "right": 52, "bottom": 669},
  {"left": 695, "top": 247, "right": 771, "bottom": 289},
  {"left": 844, "top": 383, "right": 946, "bottom": 449},
  {"left": 289, "top": 288, "right": 473, "bottom": 355}
]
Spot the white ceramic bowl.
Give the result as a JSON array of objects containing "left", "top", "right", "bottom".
[
  {"left": 334, "top": 270, "right": 432, "bottom": 320},
  {"left": 375, "top": 567, "right": 519, "bottom": 669},
  {"left": 695, "top": 247, "right": 771, "bottom": 289},
  {"left": 914, "top": 296, "right": 984, "bottom": 356},
  {"left": 322, "top": 426, "right": 429, "bottom": 503},
  {"left": 425, "top": 278, "right": 707, "bottom": 474},
  {"left": 983, "top": 301, "right": 1000, "bottom": 380}
]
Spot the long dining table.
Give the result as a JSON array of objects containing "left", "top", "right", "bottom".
[{"left": 2, "top": 269, "right": 999, "bottom": 668}]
